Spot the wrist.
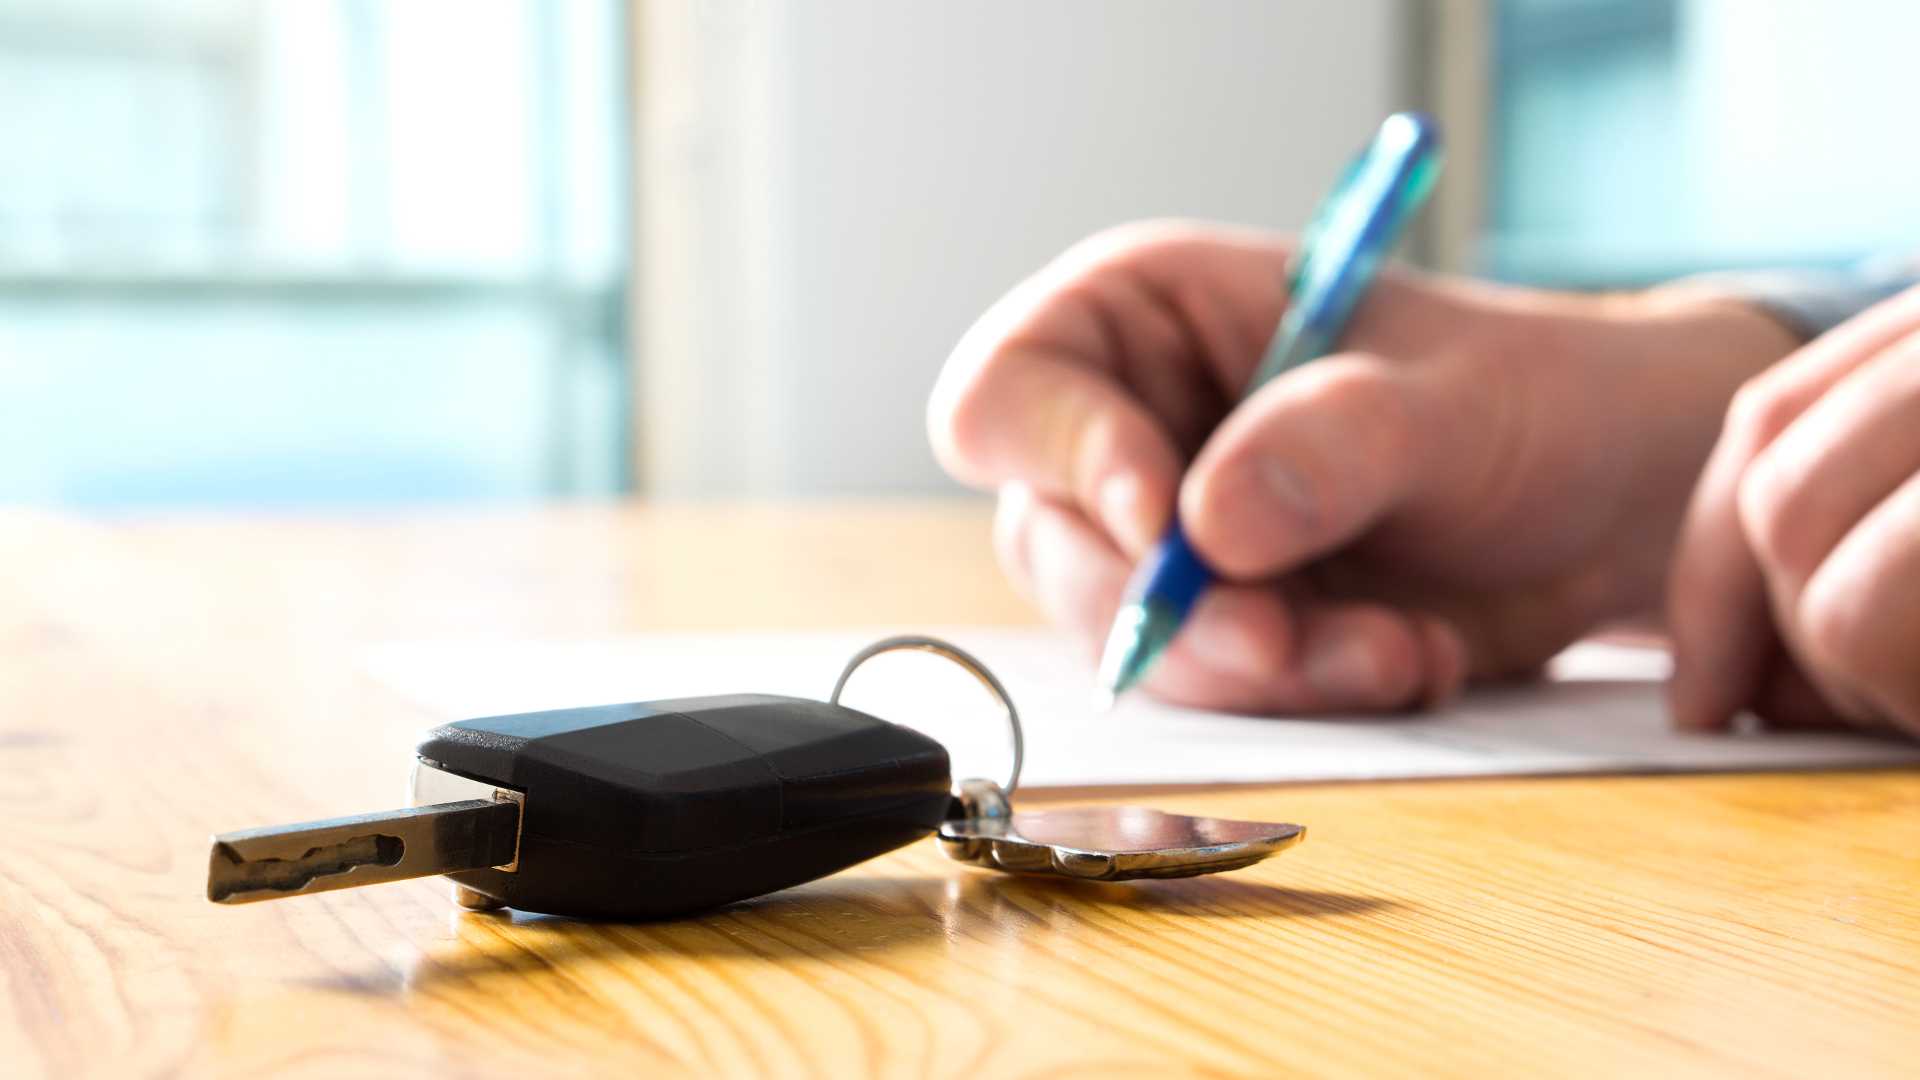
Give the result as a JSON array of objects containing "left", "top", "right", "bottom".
[
  {"left": 1591, "top": 285, "right": 1800, "bottom": 618},
  {"left": 1615, "top": 282, "right": 1806, "bottom": 380},
  {"left": 1464, "top": 282, "right": 1799, "bottom": 624}
]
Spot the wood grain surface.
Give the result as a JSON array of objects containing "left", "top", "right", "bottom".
[{"left": 3, "top": 500, "right": 1919, "bottom": 1078}]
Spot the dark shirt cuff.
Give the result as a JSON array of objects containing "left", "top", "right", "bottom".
[{"left": 1683, "top": 259, "right": 1920, "bottom": 340}]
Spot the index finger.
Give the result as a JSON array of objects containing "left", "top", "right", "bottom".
[{"left": 928, "top": 222, "right": 1291, "bottom": 554}]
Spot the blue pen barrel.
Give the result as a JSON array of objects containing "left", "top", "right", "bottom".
[
  {"left": 1097, "top": 112, "right": 1444, "bottom": 696},
  {"left": 1131, "top": 519, "right": 1215, "bottom": 624}
]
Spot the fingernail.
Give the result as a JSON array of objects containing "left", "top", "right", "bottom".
[
  {"left": 1256, "top": 457, "right": 1316, "bottom": 520},
  {"left": 1305, "top": 634, "right": 1377, "bottom": 700},
  {"left": 1097, "top": 471, "right": 1150, "bottom": 554},
  {"left": 1220, "top": 456, "right": 1317, "bottom": 544}
]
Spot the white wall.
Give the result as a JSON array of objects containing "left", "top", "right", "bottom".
[{"left": 636, "top": 0, "right": 1408, "bottom": 496}]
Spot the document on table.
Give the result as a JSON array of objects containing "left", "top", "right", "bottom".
[{"left": 364, "top": 629, "right": 1920, "bottom": 788}]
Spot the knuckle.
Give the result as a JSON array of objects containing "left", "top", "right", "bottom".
[
  {"left": 928, "top": 336, "right": 1021, "bottom": 486},
  {"left": 1060, "top": 396, "right": 1133, "bottom": 507},
  {"left": 1724, "top": 375, "right": 1799, "bottom": 449},
  {"left": 1079, "top": 218, "right": 1199, "bottom": 256},
  {"left": 1056, "top": 218, "right": 1213, "bottom": 277},
  {"left": 1796, "top": 574, "right": 1882, "bottom": 687},
  {"left": 1733, "top": 451, "right": 1812, "bottom": 574}
]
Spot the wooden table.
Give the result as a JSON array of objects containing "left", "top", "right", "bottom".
[{"left": 5, "top": 500, "right": 1919, "bottom": 1078}]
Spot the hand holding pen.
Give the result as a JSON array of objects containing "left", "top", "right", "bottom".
[
  {"left": 929, "top": 116, "right": 1803, "bottom": 715},
  {"left": 1096, "top": 113, "right": 1443, "bottom": 700}
]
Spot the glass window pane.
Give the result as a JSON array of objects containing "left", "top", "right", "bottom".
[
  {"left": 0, "top": 0, "right": 630, "bottom": 506},
  {"left": 1489, "top": 0, "right": 1920, "bottom": 286}
]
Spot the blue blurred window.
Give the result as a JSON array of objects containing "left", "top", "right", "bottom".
[
  {"left": 1490, "top": 0, "right": 1920, "bottom": 287},
  {"left": 0, "top": 0, "right": 629, "bottom": 506}
]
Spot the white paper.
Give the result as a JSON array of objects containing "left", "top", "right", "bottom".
[{"left": 364, "top": 629, "right": 1920, "bottom": 788}]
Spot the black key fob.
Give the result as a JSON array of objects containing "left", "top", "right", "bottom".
[
  {"left": 207, "top": 637, "right": 1303, "bottom": 921},
  {"left": 414, "top": 694, "right": 952, "bottom": 919}
]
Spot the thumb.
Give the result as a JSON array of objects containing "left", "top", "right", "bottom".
[{"left": 1179, "top": 353, "right": 1423, "bottom": 579}]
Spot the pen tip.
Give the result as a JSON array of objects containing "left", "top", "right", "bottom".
[
  {"left": 1091, "top": 686, "right": 1118, "bottom": 714},
  {"left": 1097, "top": 599, "right": 1173, "bottom": 704}
]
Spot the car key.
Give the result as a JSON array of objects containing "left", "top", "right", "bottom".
[
  {"left": 209, "top": 692, "right": 955, "bottom": 919},
  {"left": 208, "top": 637, "right": 1304, "bottom": 920}
]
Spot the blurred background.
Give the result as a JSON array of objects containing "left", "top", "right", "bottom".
[{"left": 3, "top": 0, "right": 1915, "bottom": 508}]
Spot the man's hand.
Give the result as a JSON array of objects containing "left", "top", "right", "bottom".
[
  {"left": 1670, "top": 285, "right": 1920, "bottom": 736},
  {"left": 929, "top": 221, "right": 1798, "bottom": 713}
]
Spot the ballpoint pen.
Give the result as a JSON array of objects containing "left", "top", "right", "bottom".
[{"left": 1096, "top": 111, "right": 1444, "bottom": 701}]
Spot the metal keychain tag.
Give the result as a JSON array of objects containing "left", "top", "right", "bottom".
[{"left": 829, "top": 636, "right": 1305, "bottom": 882}]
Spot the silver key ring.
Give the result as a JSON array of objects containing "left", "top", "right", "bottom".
[{"left": 829, "top": 635, "right": 1024, "bottom": 797}]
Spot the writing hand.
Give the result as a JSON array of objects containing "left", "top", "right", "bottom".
[{"left": 930, "top": 221, "right": 1797, "bottom": 713}]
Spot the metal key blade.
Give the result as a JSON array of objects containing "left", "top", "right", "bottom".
[{"left": 208, "top": 799, "right": 520, "bottom": 904}]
